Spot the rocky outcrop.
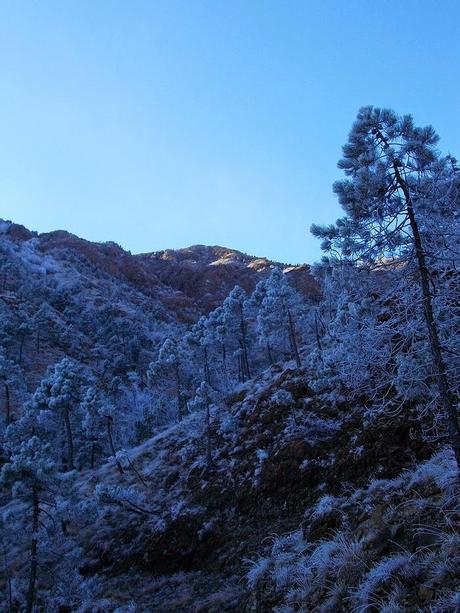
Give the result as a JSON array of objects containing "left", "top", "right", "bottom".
[{"left": 140, "top": 245, "right": 318, "bottom": 312}]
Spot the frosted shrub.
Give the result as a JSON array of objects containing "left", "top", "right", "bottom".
[
  {"left": 406, "top": 448, "right": 457, "bottom": 492},
  {"left": 351, "top": 553, "right": 413, "bottom": 607},
  {"left": 431, "top": 590, "right": 460, "bottom": 612},
  {"left": 312, "top": 494, "right": 339, "bottom": 518},
  {"left": 247, "top": 557, "right": 270, "bottom": 590},
  {"left": 270, "top": 389, "right": 294, "bottom": 406},
  {"left": 247, "top": 530, "right": 366, "bottom": 610}
]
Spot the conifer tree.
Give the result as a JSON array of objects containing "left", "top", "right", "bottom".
[
  {"left": 0, "top": 348, "right": 23, "bottom": 426},
  {"left": 81, "top": 386, "right": 106, "bottom": 469},
  {"left": 0, "top": 437, "right": 57, "bottom": 612},
  {"left": 186, "top": 316, "right": 212, "bottom": 386},
  {"left": 189, "top": 381, "right": 214, "bottom": 467},
  {"left": 255, "top": 269, "right": 303, "bottom": 367},
  {"left": 27, "top": 358, "right": 90, "bottom": 471},
  {"left": 205, "top": 306, "right": 229, "bottom": 382},
  {"left": 246, "top": 278, "right": 274, "bottom": 366},
  {"left": 148, "top": 338, "right": 188, "bottom": 421},
  {"left": 312, "top": 106, "right": 460, "bottom": 466},
  {"left": 222, "top": 286, "right": 251, "bottom": 382}
]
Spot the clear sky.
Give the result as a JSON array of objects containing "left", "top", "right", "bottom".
[{"left": 0, "top": 1, "right": 459, "bottom": 264}]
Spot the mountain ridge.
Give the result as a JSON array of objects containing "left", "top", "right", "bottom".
[{"left": 0, "top": 219, "right": 317, "bottom": 315}]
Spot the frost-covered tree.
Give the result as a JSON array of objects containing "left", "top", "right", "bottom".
[
  {"left": 0, "top": 304, "right": 15, "bottom": 357},
  {"left": 80, "top": 386, "right": 107, "bottom": 469},
  {"left": 222, "top": 286, "right": 251, "bottom": 382},
  {"left": 16, "top": 307, "right": 32, "bottom": 365},
  {"left": 254, "top": 269, "right": 303, "bottom": 367},
  {"left": 148, "top": 338, "right": 188, "bottom": 421},
  {"left": 0, "top": 434, "right": 89, "bottom": 610},
  {"left": 80, "top": 384, "right": 128, "bottom": 473},
  {"left": 0, "top": 348, "right": 23, "bottom": 426},
  {"left": 31, "top": 303, "right": 57, "bottom": 354},
  {"left": 185, "top": 316, "right": 212, "bottom": 386},
  {"left": 189, "top": 381, "right": 214, "bottom": 467},
  {"left": 246, "top": 278, "right": 275, "bottom": 366},
  {"left": 312, "top": 106, "right": 460, "bottom": 465},
  {"left": 307, "top": 263, "right": 391, "bottom": 400},
  {"left": 118, "top": 371, "right": 159, "bottom": 445},
  {"left": 27, "top": 358, "right": 90, "bottom": 471},
  {"left": 203, "top": 305, "right": 230, "bottom": 385},
  {"left": 102, "top": 400, "right": 125, "bottom": 475},
  {"left": 0, "top": 436, "right": 57, "bottom": 612},
  {"left": 0, "top": 260, "right": 12, "bottom": 291}
]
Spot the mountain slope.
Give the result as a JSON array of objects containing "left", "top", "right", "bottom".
[
  {"left": 0, "top": 219, "right": 316, "bottom": 406},
  {"left": 140, "top": 245, "right": 317, "bottom": 312},
  {"left": 36, "top": 365, "right": 458, "bottom": 611},
  {"left": 2, "top": 221, "right": 316, "bottom": 318},
  {"left": 2, "top": 219, "right": 458, "bottom": 611}
]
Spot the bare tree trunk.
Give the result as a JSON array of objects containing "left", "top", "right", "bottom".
[
  {"left": 314, "top": 311, "right": 323, "bottom": 354},
  {"left": 90, "top": 440, "right": 95, "bottom": 470},
  {"left": 221, "top": 342, "right": 227, "bottom": 374},
  {"left": 239, "top": 302, "right": 251, "bottom": 379},
  {"left": 18, "top": 336, "right": 25, "bottom": 365},
  {"left": 107, "top": 416, "right": 124, "bottom": 474},
  {"left": 125, "top": 454, "right": 148, "bottom": 487},
  {"left": 63, "top": 406, "right": 75, "bottom": 471},
  {"left": 205, "top": 398, "right": 212, "bottom": 467},
  {"left": 174, "top": 361, "right": 184, "bottom": 421},
  {"left": 2, "top": 541, "right": 12, "bottom": 613},
  {"left": 221, "top": 342, "right": 230, "bottom": 389},
  {"left": 266, "top": 341, "right": 274, "bottom": 366},
  {"left": 237, "top": 352, "right": 243, "bottom": 383},
  {"left": 204, "top": 347, "right": 211, "bottom": 386},
  {"left": 4, "top": 383, "right": 10, "bottom": 425},
  {"left": 25, "top": 488, "right": 39, "bottom": 613},
  {"left": 287, "top": 308, "right": 301, "bottom": 368}
]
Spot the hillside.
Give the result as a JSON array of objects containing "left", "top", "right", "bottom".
[
  {"left": 2, "top": 365, "right": 459, "bottom": 611},
  {"left": 0, "top": 205, "right": 459, "bottom": 612},
  {"left": 2, "top": 221, "right": 315, "bottom": 318},
  {"left": 0, "top": 219, "right": 316, "bottom": 409},
  {"left": 141, "top": 245, "right": 316, "bottom": 312}
]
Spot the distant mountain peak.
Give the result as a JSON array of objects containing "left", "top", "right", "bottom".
[{"left": 0, "top": 219, "right": 317, "bottom": 317}]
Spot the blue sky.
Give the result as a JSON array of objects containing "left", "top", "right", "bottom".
[{"left": 0, "top": 1, "right": 459, "bottom": 264}]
